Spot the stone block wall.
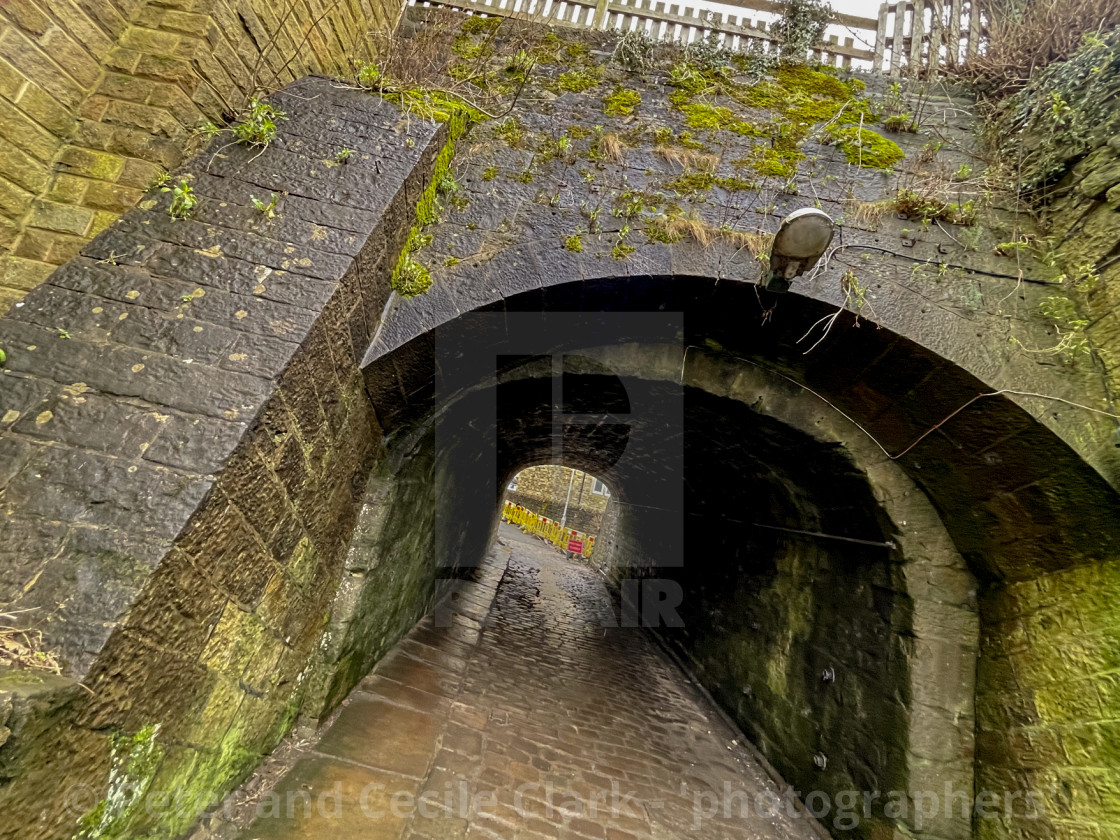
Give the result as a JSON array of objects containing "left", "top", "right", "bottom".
[
  {"left": 0, "top": 0, "right": 404, "bottom": 311},
  {"left": 0, "top": 78, "right": 448, "bottom": 840},
  {"left": 506, "top": 464, "right": 610, "bottom": 535}
]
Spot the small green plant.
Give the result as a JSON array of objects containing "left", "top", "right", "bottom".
[
  {"left": 564, "top": 233, "right": 584, "bottom": 252},
  {"left": 995, "top": 237, "right": 1030, "bottom": 256},
  {"left": 841, "top": 269, "right": 869, "bottom": 315},
  {"left": 953, "top": 163, "right": 973, "bottom": 180},
  {"left": 882, "top": 113, "right": 917, "bottom": 132},
  {"left": 683, "top": 31, "right": 734, "bottom": 73},
  {"left": 959, "top": 226, "right": 983, "bottom": 251},
  {"left": 162, "top": 177, "right": 197, "bottom": 220},
  {"left": 395, "top": 257, "right": 432, "bottom": 296},
  {"left": 506, "top": 49, "right": 535, "bottom": 79},
  {"left": 882, "top": 81, "right": 906, "bottom": 115},
  {"left": 1070, "top": 263, "right": 1099, "bottom": 293},
  {"left": 1037, "top": 295, "right": 1090, "bottom": 359},
  {"left": 917, "top": 139, "right": 943, "bottom": 164},
  {"left": 1048, "top": 91, "right": 1070, "bottom": 127},
  {"left": 356, "top": 62, "right": 382, "bottom": 89},
  {"left": 195, "top": 122, "right": 223, "bottom": 142},
  {"left": 443, "top": 256, "right": 461, "bottom": 266},
  {"left": 329, "top": 147, "right": 353, "bottom": 166},
  {"left": 894, "top": 188, "right": 974, "bottom": 225},
  {"left": 232, "top": 98, "right": 286, "bottom": 148},
  {"left": 57, "top": 328, "right": 71, "bottom": 339},
  {"left": 611, "top": 225, "right": 635, "bottom": 260},
  {"left": 147, "top": 170, "right": 170, "bottom": 192},
  {"left": 961, "top": 284, "right": 983, "bottom": 312},
  {"left": 0, "top": 347, "right": 6, "bottom": 365},
  {"left": 438, "top": 173, "right": 460, "bottom": 194},
  {"left": 251, "top": 193, "right": 280, "bottom": 219},
  {"left": 482, "top": 166, "right": 498, "bottom": 180},
  {"left": 495, "top": 117, "right": 525, "bottom": 148},
  {"left": 774, "top": 0, "right": 835, "bottom": 65}
]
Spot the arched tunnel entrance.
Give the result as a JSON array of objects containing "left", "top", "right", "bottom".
[
  {"left": 332, "top": 278, "right": 1012, "bottom": 840},
  {"left": 328, "top": 271, "right": 1120, "bottom": 840}
]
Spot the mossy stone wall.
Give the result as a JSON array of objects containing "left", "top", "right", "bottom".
[{"left": 0, "top": 79, "right": 447, "bottom": 840}]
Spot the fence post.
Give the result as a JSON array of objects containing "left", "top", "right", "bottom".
[
  {"left": 890, "top": 0, "right": 906, "bottom": 75},
  {"left": 873, "top": 2, "right": 888, "bottom": 72},
  {"left": 593, "top": 0, "right": 610, "bottom": 29},
  {"left": 908, "top": 0, "right": 924, "bottom": 76},
  {"left": 927, "top": 0, "right": 943, "bottom": 76}
]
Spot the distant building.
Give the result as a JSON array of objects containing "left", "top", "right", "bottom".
[{"left": 505, "top": 465, "right": 611, "bottom": 536}]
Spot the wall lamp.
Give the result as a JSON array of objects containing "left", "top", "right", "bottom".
[{"left": 761, "top": 208, "right": 835, "bottom": 293}]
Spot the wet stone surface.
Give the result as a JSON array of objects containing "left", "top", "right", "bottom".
[{"left": 215, "top": 523, "right": 822, "bottom": 840}]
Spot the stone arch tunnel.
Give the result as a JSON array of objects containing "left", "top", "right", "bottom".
[{"left": 1, "top": 20, "right": 1120, "bottom": 840}]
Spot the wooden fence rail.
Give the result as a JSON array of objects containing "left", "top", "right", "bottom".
[{"left": 410, "top": 0, "right": 987, "bottom": 76}]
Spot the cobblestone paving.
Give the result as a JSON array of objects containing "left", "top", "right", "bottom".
[{"left": 235, "top": 524, "right": 825, "bottom": 840}]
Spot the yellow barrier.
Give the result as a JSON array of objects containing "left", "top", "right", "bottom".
[{"left": 502, "top": 501, "right": 596, "bottom": 558}]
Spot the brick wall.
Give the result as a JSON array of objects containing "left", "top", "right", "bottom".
[
  {"left": 506, "top": 464, "right": 610, "bottom": 536},
  {"left": 0, "top": 0, "right": 402, "bottom": 311}
]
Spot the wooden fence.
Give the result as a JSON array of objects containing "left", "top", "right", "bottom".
[
  {"left": 410, "top": 0, "right": 987, "bottom": 76},
  {"left": 873, "top": 0, "right": 984, "bottom": 75}
]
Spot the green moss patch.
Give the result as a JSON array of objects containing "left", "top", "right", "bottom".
[
  {"left": 828, "top": 126, "right": 905, "bottom": 169},
  {"left": 557, "top": 68, "right": 602, "bottom": 93},
  {"left": 603, "top": 87, "right": 642, "bottom": 117},
  {"left": 678, "top": 102, "right": 764, "bottom": 136},
  {"left": 389, "top": 101, "right": 480, "bottom": 297},
  {"left": 77, "top": 724, "right": 163, "bottom": 839}
]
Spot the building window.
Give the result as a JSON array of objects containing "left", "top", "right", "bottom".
[{"left": 592, "top": 478, "right": 609, "bottom": 496}]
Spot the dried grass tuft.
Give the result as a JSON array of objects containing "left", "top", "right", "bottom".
[
  {"left": 654, "top": 146, "right": 719, "bottom": 172},
  {"left": 845, "top": 198, "right": 893, "bottom": 229},
  {"left": 597, "top": 132, "right": 629, "bottom": 164},
  {"left": 0, "top": 611, "right": 62, "bottom": 674},
  {"left": 649, "top": 213, "right": 773, "bottom": 254}
]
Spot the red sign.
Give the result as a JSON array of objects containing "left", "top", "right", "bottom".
[{"left": 567, "top": 539, "right": 584, "bottom": 554}]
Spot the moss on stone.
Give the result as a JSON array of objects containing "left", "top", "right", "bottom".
[
  {"left": 737, "top": 146, "right": 806, "bottom": 178},
  {"left": 460, "top": 15, "right": 502, "bottom": 35},
  {"left": 557, "top": 68, "right": 601, "bottom": 93},
  {"left": 664, "top": 170, "right": 717, "bottom": 195},
  {"left": 390, "top": 99, "right": 478, "bottom": 297},
  {"left": 829, "top": 126, "right": 905, "bottom": 169},
  {"left": 394, "top": 254, "right": 433, "bottom": 297},
  {"left": 643, "top": 217, "right": 685, "bottom": 243},
  {"left": 494, "top": 116, "right": 526, "bottom": 148},
  {"left": 76, "top": 724, "right": 163, "bottom": 839},
  {"left": 678, "top": 102, "right": 764, "bottom": 137},
  {"left": 611, "top": 241, "right": 636, "bottom": 259},
  {"left": 715, "top": 175, "right": 759, "bottom": 192},
  {"left": 603, "top": 87, "right": 642, "bottom": 117},
  {"left": 563, "top": 233, "right": 583, "bottom": 252}
]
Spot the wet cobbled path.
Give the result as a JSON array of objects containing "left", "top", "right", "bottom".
[{"left": 231, "top": 523, "right": 825, "bottom": 840}]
